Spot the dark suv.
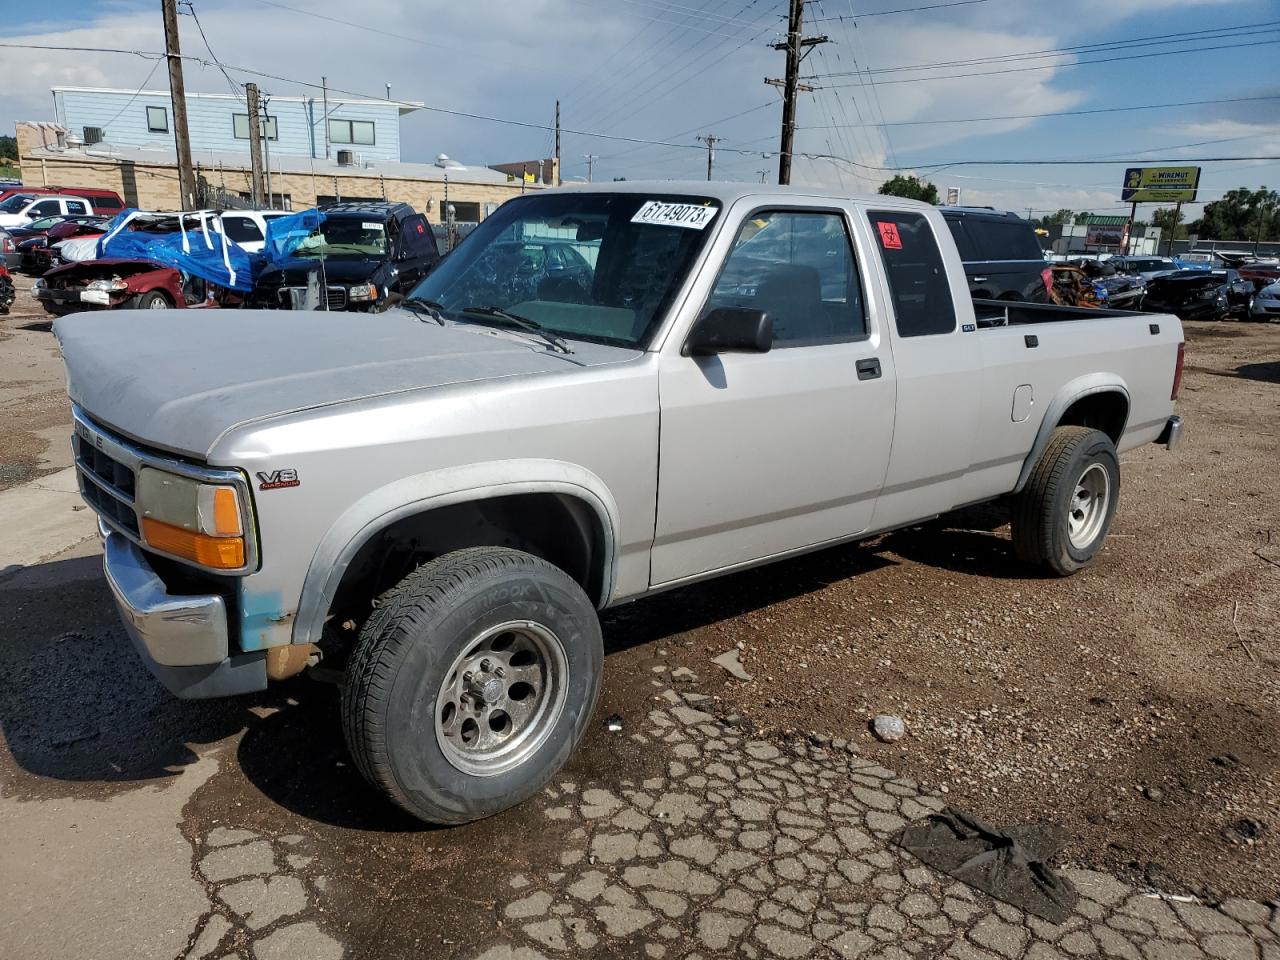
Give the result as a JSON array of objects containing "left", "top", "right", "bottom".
[
  {"left": 251, "top": 201, "right": 440, "bottom": 311},
  {"left": 941, "top": 207, "right": 1051, "bottom": 303}
]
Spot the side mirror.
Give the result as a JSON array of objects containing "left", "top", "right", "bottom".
[{"left": 684, "top": 307, "right": 773, "bottom": 356}]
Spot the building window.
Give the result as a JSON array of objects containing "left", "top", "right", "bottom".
[
  {"left": 233, "top": 114, "right": 279, "bottom": 141},
  {"left": 146, "top": 105, "right": 169, "bottom": 133},
  {"left": 328, "top": 119, "right": 376, "bottom": 146}
]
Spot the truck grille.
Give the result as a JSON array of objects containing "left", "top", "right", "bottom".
[
  {"left": 72, "top": 424, "right": 140, "bottom": 537},
  {"left": 276, "top": 285, "right": 348, "bottom": 310}
]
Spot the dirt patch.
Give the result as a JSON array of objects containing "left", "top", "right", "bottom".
[{"left": 654, "top": 320, "right": 1280, "bottom": 902}]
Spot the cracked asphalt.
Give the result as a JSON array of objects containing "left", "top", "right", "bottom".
[{"left": 2, "top": 285, "right": 1278, "bottom": 959}]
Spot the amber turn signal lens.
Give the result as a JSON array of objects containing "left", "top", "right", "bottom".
[{"left": 141, "top": 518, "right": 246, "bottom": 569}]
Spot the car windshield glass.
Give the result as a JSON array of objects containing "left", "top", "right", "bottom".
[
  {"left": 0, "top": 195, "right": 36, "bottom": 213},
  {"left": 27, "top": 216, "right": 65, "bottom": 230},
  {"left": 291, "top": 217, "right": 388, "bottom": 258},
  {"left": 406, "top": 192, "right": 720, "bottom": 347}
]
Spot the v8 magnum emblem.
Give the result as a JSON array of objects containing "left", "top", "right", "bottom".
[{"left": 257, "top": 468, "right": 300, "bottom": 490}]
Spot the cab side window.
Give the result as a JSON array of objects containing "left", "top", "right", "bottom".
[
  {"left": 704, "top": 210, "right": 866, "bottom": 348},
  {"left": 868, "top": 210, "right": 956, "bottom": 338}
]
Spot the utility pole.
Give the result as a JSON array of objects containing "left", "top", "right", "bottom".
[
  {"left": 1165, "top": 200, "right": 1182, "bottom": 257},
  {"left": 584, "top": 154, "right": 598, "bottom": 182},
  {"left": 321, "top": 76, "right": 330, "bottom": 159},
  {"left": 246, "top": 82, "right": 266, "bottom": 207},
  {"left": 756, "top": 169, "right": 769, "bottom": 183},
  {"left": 554, "top": 100, "right": 561, "bottom": 187},
  {"left": 765, "top": 0, "right": 826, "bottom": 185},
  {"left": 697, "top": 134, "right": 721, "bottom": 181},
  {"left": 261, "top": 93, "right": 273, "bottom": 209},
  {"left": 161, "top": 0, "right": 196, "bottom": 208}
]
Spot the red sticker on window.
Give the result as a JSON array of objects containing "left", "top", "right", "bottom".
[
  {"left": 876, "top": 221, "right": 903, "bottom": 249},
  {"left": 416, "top": 222, "right": 425, "bottom": 234}
]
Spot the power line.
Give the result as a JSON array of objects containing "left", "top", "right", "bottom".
[
  {"left": 815, "top": 37, "right": 1280, "bottom": 88},
  {"left": 4, "top": 41, "right": 1278, "bottom": 174},
  {"left": 795, "top": 93, "right": 1280, "bottom": 130},
  {"left": 252, "top": 0, "right": 450, "bottom": 49},
  {"left": 806, "top": 20, "right": 1280, "bottom": 78},
  {"left": 809, "top": 0, "right": 989, "bottom": 20},
  {"left": 180, "top": 0, "right": 246, "bottom": 102}
]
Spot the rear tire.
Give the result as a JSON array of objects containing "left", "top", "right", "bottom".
[
  {"left": 1011, "top": 426, "right": 1119, "bottom": 576},
  {"left": 341, "top": 547, "right": 603, "bottom": 825}
]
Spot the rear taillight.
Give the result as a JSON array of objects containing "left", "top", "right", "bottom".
[
  {"left": 1171, "top": 342, "right": 1186, "bottom": 401},
  {"left": 1041, "top": 267, "right": 1053, "bottom": 298}
]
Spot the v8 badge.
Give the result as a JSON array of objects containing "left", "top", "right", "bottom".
[{"left": 257, "top": 468, "right": 299, "bottom": 490}]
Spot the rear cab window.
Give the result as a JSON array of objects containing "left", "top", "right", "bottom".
[
  {"left": 963, "top": 216, "right": 1043, "bottom": 261},
  {"left": 868, "top": 210, "right": 957, "bottom": 338}
]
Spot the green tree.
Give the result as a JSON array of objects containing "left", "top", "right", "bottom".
[
  {"left": 1150, "top": 207, "right": 1189, "bottom": 241},
  {"left": 877, "top": 175, "right": 939, "bottom": 204},
  {"left": 1188, "top": 187, "right": 1280, "bottom": 241},
  {"left": 1033, "top": 209, "right": 1075, "bottom": 229},
  {"left": 1073, "top": 212, "right": 1096, "bottom": 225},
  {"left": 0, "top": 135, "right": 16, "bottom": 161}
]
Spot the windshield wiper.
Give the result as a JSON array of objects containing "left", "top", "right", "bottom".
[
  {"left": 401, "top": 296, "right": 448, "bottom": 325},
  {"left": 459, "top": 305, "right": 574, "bottom": 354}
]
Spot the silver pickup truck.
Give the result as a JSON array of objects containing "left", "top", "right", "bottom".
[{"left": 54, "top": 183, "right": 1185, "bottom": 824}]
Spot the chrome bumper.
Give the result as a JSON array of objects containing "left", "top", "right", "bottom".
[
  {"left": 1156, "top": 415, "right": 1183, "bottom": 451},
  {"left": 102, "top": 527, "right": 266, "bottom": 698}
]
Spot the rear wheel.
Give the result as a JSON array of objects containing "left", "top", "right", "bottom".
[
  {"left": 1011, "top": 426, "right": 1119, "bottom": 576},
  {"left": 342, "top": 547, "right": 603, "bottom": 824}
]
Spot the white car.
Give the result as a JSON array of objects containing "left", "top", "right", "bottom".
[
  {"left": 0, "top": 194, "right": 93, "bottom": 228},
  {"left": 215, "top": 210, "right": 293, "bottom": 253},
  {"left": 1250, "top": 280, "right": 1280, "bottom": 321}
]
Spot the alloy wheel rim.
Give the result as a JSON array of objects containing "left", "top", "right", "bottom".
[
  {"left": 434, "top": 620, "right": 568, "bottom": 777},
  {"left": 1067, "top": 462, "right": 1110, "bottom": 549}
]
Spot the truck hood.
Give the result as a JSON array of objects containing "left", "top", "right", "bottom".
[{"left": 54, "top": 308, "right": 642, "bottom": 459}]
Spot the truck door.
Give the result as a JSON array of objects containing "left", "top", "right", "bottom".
[
  {"left": 862, "top": 207, "right": 981, "bottom": 531},
  {"left": 651, "top": 206, "right": 897, "bottom": 587}
]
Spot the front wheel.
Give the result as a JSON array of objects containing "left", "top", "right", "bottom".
[
  {"left": 131, "top": 291, "right": 170, "bottom": 309},
  {"left": 341, "top": 547, "right": 603, "bottom": 824},
  {"left": 1011, "top": 426, "right": 1120, "bottom": 576}
]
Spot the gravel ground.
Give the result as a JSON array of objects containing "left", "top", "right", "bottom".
[
  {"left": 0, "top": 279, "right": 69, "bottom": 491},
  {"left": 647, "top": 318, "right": 1280, "bottom": 902}
]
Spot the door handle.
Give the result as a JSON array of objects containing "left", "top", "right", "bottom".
[
  {"left": 856, "top": 357, "right": 882, "bottom": 380},
  {"left": 969, "top": 275, "right": 988, "bottom": 283}
]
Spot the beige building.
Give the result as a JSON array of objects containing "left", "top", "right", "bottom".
[{"left": 15, "top": 121, "right": 558, "bottom": 221}]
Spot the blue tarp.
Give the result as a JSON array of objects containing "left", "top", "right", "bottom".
[
  {"left": 260, "top": 208, "right": 326, "bottom": 268},
  {"left": 97, "top": 209, "right": 257, "bottom": 292}
]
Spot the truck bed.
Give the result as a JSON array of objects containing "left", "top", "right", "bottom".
[{"left": 972, "top": 298, "right": 1145, "bottom": 327}]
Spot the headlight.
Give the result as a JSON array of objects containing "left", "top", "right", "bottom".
[
  {"left": 137, "top": 468, "right": 248, "bottom": 569},
  {"left": 348, "top": 283, "right": 379, "bottom": 302},
  {"left": 86, "top": 278, "right": 129, "bottom": 292},
  {"left": 32, "top": 278, "right": 46, "bottom": 290}
]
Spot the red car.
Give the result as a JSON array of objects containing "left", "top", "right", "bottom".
[
  {"left": 0, "top": 264, "right": 14, "bottom": 315},
  {"left": 0, "top": 186, "right": 124, "bottom": 214},
  {"left": 17, "top": 216, "right": 110, "bottom": 272},
  {"left": 1238, "top": 260, "right": 1280, "bottom": 291},
  {"left": 32, "top": 258, "right": 227, "bottom": 315}
]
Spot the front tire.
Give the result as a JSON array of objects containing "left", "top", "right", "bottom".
[
  {"left": 131, "top": 291, "right": 170, "bottom": 309},
  {"left": 341, "top": 547, "right": 603, "bottom": 824},
  {"left": 1011, "top": 426, "right": 1120, "bottom": 576}
]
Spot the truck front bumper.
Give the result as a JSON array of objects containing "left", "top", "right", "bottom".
[{"left": 102, "top": 526, "right": 267, "bottom": 699}]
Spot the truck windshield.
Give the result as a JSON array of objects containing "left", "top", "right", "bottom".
[
  {"left": 0, "top": 194, "right": 36, "bottom": 213},
  {"left": 292, "top": 217, "right": 388, "bottom": 259},
  {"left": 406, "top": 192, "right": 721, "bottom": 348}
]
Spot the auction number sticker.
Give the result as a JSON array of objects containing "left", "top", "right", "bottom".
[
  {"left": 875, "top": 221, "right": 903, "bottom": 249},
  {"left": 632, "top": 200, "right": 718, "bottom": 230}
]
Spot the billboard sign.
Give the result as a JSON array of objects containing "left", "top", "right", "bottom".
[
  {"left": 1121, "top": 166, "right": 1200, "bottom": 203},
  {"left": 1085, "top": 222, "right": 1127, "bottom": 247}
]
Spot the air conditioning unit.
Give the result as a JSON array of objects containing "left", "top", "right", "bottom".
[
  {"left": 83, "top": 126, "right": 104, "bottom": 145},
  {"left": 336, "top": 149, "right": 354, "bottom": 166}
]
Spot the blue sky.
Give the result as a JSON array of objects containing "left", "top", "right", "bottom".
[{"left": 3, "top": 0, "right": 1277, "bottom": 218}]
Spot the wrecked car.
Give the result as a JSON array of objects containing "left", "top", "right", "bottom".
[
  {"left": 1142, "top": 269, "right": 1251, "bottom": 321},
  {"left": 249, "top": 202, "right": 439, "bottom": 311},
  {"left": 34, "top": 259, "right": 212, "bottom": 314}
]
